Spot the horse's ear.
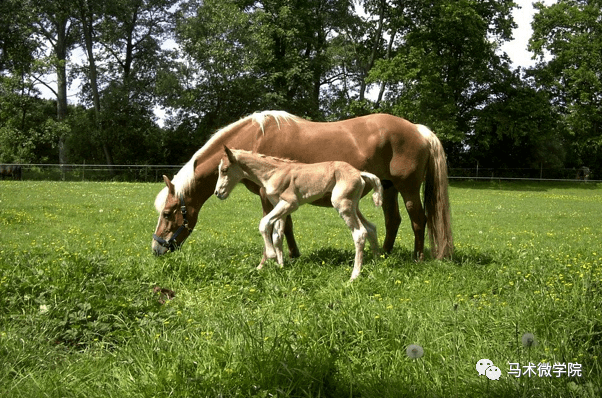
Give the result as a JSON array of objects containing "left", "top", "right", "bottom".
[
  {"left": 224, "top": 146, "right": 236, "bottom": 163},
  {"left": 163, "top": 175, "right": 175, "bottom": 195}
]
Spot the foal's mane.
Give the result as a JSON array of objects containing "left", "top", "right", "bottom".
[
  {"left": 231, "top": 149, "right": 300, "bottom": 165},
  {"left": 155, "top": 111, "right": 301, "bottom": 212}
]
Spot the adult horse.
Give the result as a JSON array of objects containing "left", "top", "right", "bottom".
[
  {"left": 0, "top": 165, "right": 22, "bottom": 180},
  {"left": 152, "top": 110, "right": 453, "bottom": 261}
]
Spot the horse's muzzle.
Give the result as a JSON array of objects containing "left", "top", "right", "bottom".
[
  {"left": 152, "top": 239, "right": 168, "bottom": 256},
  {"left": 215, "top": 191, "right": 227, "bottom": 200},
  {"left": 152, "top": 230, "right": 188, "bottom": 254}
]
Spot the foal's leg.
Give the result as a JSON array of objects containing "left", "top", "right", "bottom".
[
  {"left": 272, "top": 218, "right": 285, "bottom": 266},
  {"left": 257, "top": 200, "right": 298, "bottom": 269},
  {"left": 358, "top": 209, "right": 380, "bottom": 257},
  {"left": 333, "top": 197, "right": 368, "bottom": 282},
  {"left": 259, "top": 189, "right": 300, "bottom": 266}
]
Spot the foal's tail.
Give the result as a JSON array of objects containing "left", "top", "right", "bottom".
[
  {"left": 419, "top": 125, "right": 454, "bottom": 260},
  {"left": 361, "top": 172, "right": 383, "bottom": 207}
]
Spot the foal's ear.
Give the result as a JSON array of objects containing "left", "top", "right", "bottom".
[
  {"left": 162, "top": 175, "right": 175, "bottom": 195},
  {"left": 223, "top": 145, "right": 236, "bottom": 163}
]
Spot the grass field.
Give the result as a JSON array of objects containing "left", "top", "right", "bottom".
[{"left": 1, "top": 179, "right": 601, "bottom": 397}]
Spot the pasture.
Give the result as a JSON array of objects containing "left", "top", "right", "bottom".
[{"left": 1, "top": 180, "right": 601, "bottom": 397}]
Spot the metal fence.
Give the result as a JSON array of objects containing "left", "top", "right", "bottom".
[
  {"left": 1, "top": 164, "right": 182, "bottom": 182},
  {"left": 1, "top": 163, "right": 599, "bottom": 183},
  {"left": 448, "top": 167, "right": 597, "bottom": 182}
]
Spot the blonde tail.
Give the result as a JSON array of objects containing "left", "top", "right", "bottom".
[
  {"left": 361, "top": 172, "right": 383, "bottom": 207},
  {"left": 420, "top": 125, "right": 454, "bottom": 259}
]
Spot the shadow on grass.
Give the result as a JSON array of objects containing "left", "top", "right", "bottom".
[
  {"left": 302, "top": 245, "right": 498, "bottom": 271},
  {"left": 450, "top": 179, "right": 600, "bottom": 192},
  {"left": 450, "top": 247, "right": 497, "bottom": 267},
  {"left": 304, "top": 247, "right": 356, "bottom": 267},
  {"left": 379, "top": 245, "right": 497, "bottom": 268}
]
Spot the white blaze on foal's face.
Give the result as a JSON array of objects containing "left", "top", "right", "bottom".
[
  {"left": 215, "top": 159, "right": 230, "bottom": 199},
  {"left": 215, "top": 156, "right": 241, "bottom": 200},
  {"left": 215, "top": 147, "right": 245, "bottom": 200}
]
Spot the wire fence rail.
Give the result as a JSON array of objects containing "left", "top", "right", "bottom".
[
  {"left": 0, "top": 163, "right": 599, "bottom": 183},
  {"left": 1, "top": 164, "right": 182, "bottom": 182}
]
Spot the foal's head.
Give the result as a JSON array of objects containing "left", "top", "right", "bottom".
[{"left": 215, "top": 146, "right": 244, "bottom": 200}]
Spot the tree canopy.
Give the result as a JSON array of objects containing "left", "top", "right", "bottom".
[{"left": 1, "top": 0, "right": 600, "bottom": 175}]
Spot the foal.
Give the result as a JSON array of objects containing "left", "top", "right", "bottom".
[{"left": 214, "top": 146, "right": 383, "bottom": 281}]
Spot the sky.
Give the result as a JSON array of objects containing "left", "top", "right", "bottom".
[{"left": 501, "top": 0, "right": 557, "bottom": 68}]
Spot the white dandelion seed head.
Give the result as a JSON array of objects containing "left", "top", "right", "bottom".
[
  {"left": 522, "top": 332, "right": 537, "bottom": 348},
  {"left": 406, "top": 344, "right": 424, "bottom": 359}
]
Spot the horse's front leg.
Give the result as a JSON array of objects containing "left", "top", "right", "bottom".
[
  {"left": 257, "top": 199, "right": 297, "bottom": 269},
  {"left": 259, "top": 188, "right": 300, "bottom": 265},
  {"left": 283, "top": 214, "right": 301, "bottom": 258},
  {"left": 382, "top": 185, "right": 401, "bottom": 253}
]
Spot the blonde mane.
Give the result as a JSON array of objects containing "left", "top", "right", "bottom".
[
  {"left": 155, "top": 111, "right": 301, "bottom": 212},
  {"left": 231, "top": 148, "right": 299, "bottom": 165}
]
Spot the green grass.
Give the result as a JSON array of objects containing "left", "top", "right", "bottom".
[{"left": 1, "top": 179, "right": 601, "bottom": 397}]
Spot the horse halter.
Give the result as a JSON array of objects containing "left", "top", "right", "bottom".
[{"left": 153, "top": 195, "right": 193, "bottom": 252}]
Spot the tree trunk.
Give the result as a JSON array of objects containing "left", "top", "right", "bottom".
[
  {"left": 56, "top": 16, "right": 69, "bottom": 166},
  {"left": 376, "top": 29, "right": 396, "bottom": 107},
  {"left": 359, "top": 0, "right": 385, "bottom": 102},
  {"left": 78, "top": 1, "right": 114, "bottom": 167}
]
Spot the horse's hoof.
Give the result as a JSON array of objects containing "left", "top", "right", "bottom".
[{"left": 289, "top": 249, "right": 301, "bottom": 259}]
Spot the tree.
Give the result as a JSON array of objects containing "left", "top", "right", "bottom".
[
  {"left": 74, "top": 0, "right": 111, "bottom": 164},
  {"left": 171, "top": 0, "right": 264, "bottom": 134},
  {"left": 172, "top": 0, "right": 356, "bottom": 137},
  {"left": 30, "top": 0, "right": 79, "bottom": 165},
  {"left": 73, "top": 0, "right": 174, "bottom": 165},
  {"left": 530, "top": 0, "right": 602, "bottom": 172},
  {"left": 0, "top": 0, "right": 39, "bottom": 74},
  {"left": 0, "top": 85, "right": 62, "bottom": 163},
  {"left": 251, "top": 0, "right": 355, "bottom": 119},
  {"left": 368, "top": 0, "right": 516, "bottom": 152},
  {"left": 468, "top": 69, "right": 565, "bottom": 170},
  {"left": 95, "top": 0, "right": 176, "bottom": 164}
]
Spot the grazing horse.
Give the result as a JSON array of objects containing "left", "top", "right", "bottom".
[
  {"left": 0, "top": 165, "right": 22, "bottom": 180},
  {"left": 214, "top": 146, "right": 383, "bottom": 281},
  {"left": 153, "top": 111, "right": 453, "bottom": 261}
]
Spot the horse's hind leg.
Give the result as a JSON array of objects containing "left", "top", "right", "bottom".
[
  {"left": 358, "top": 209, "right": 380, "bottom": 257},
  {"left": 333, "top": 196, "right": 368, "bottom": 281}
]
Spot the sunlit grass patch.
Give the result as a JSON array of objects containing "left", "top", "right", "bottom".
[{"left": 0, "top": 179, "right": 601, "bottom": 397}]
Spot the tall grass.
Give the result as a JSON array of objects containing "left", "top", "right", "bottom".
[{"left": 1, "top": 180, "right": 601, "bottom": 397}]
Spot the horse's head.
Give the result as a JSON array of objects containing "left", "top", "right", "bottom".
[
  {"left": 214, "top": 146, "right": 243, "bottom": 200},
  {"left": 152, "top": 175, "right": 194, "bottom": 255}
]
